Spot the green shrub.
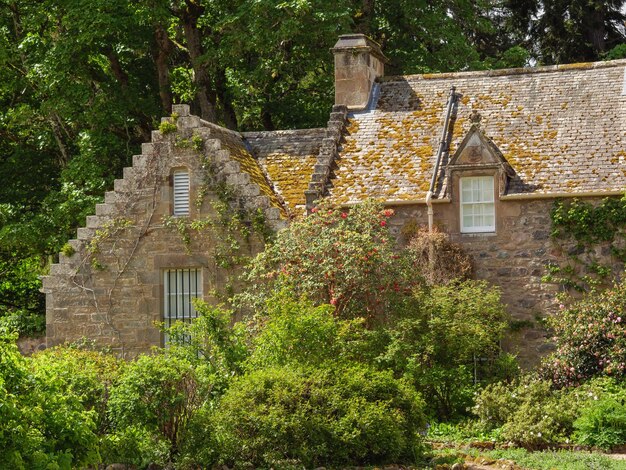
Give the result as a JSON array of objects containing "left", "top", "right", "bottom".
[
  {"left": 572, "top": 379, "right": 626, "bottom": 450},
  {"left": 212, "top": 364, "right": 427, "bottom": 469},
  {"left": 0, "top": 332, "right": 100, "bottom": 469},
  {"left": 31, "top": 346, "right": 122, "bottom": 433},
  {"left": 0, "top": 309, "right": 45, "bottom": 336},
  {"left": 381, "top": 280, "right": 511, "bottom": 420},
  {"left": 573, "top": 397, "right": 626, "bottom": 450},
  {"left": 474, "top": 377, "right": 576, "bottom": 448},
  {"left": 165, "top": 300, "right": 249, "bottom": 396},
  {"left": 107, "top": 352, "right": 208, "bottom": 465},
  {"left": 247, "top": 291, "right": 373, "bottom": 370}
]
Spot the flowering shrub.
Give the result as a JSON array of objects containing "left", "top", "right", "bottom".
[
  {"left": 240, "top": 200, "right": 420, "bottom": 320},
  {"left": 474, "top": 376, "right": 577, "bottom": 448},
  {"left": 541, "top": 279, "right": 626, "bottom": 387}
]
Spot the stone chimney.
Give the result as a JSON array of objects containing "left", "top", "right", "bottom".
[{"left": 332, "top": 34, "right": 388, "bottom": 110}]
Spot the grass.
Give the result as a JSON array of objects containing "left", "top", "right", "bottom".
[{"left": 431, "top": 447, "right": 626, "bottom": 470}]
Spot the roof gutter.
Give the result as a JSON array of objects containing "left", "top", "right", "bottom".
[{"left": 426, "top": 86, "right": 457, "bottom": 232}]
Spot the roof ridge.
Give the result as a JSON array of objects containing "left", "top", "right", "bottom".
[{"left": 381, "top": 58, "right": 626, "bottom": 82}]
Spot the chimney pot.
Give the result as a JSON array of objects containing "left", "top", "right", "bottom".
[{"left": 332, "top": 34, "right": 387, "bottom": 110}]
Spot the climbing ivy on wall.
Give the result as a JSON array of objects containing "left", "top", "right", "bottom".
[
  {"left": 162, "top": 130, "right": 274, "bottom": 300},
  {"left": 545, "top": 196, "right": 626, "bottom": 292}
]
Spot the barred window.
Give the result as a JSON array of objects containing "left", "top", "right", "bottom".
[{"left": 163, "top": 268, "right": 201, "bottom": 344}]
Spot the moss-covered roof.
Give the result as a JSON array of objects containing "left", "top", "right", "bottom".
[
  {"left": 207, "top": 126, "right": 289, "bottom": 218},
  {"left": 327, "top": 59, "right": 626, "bottom": 204},
  {"left": 244, "top": 129, "right": 325, "bottom": 216}
]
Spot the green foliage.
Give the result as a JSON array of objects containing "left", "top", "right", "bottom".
[
  {"left": 604, "top": 44, "right": 626, "bottom": 60},
  {"left": 212, "top": 364, "right": 427, "bottom": 469},
  {"left": 380, "top": 281, "right": 511, "bottom": 420},
  {"left": 165, "top": 300, "right": 249, "bottom": 396},
  {"left": 0, "top": 255, "right": 45, "bottom": 336},
  {"left": 551, "top": 197, "right": 626, "bottom": 247},
  {"left": 541, "top": 278, "right": 626, "bottom": 387},
  {"left": 158, "top": 119, "right": 178, "bottom": 135},
  {"left": 246, "top": 291, "right": 370, "bottom": 370},
  {"left": 241, "top": 200, "right": 420, "bottom": 319},
  {"left": 474, "top": 376, "right": 576, "bottom": 447},
  {"left": 0, "top": 333, "right": 100, "bottom": 469},
  {"left": 31, "top": 346, "right": 123, "bottom": 433},
  {"left": 573, "top": 396, "right": 626, "bottom": 449},
  {"left": 547, "top": 196, "right": 626, "bottom": 290},
  {"left": 107, "top": 352, "right": 204, "bottom": 462}
]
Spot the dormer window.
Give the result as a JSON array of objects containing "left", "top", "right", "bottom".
[
  {"left": 460, "top": 176, "right": 495, "bottom": 233},
  {"left": 173, "top": 169, "right": 190, "bottom": 216}
]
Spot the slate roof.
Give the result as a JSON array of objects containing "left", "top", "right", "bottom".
[
  {"left": 327, "top": 60, "right": 626, "bottom": 204},
  {"left": 203, "top": 123, "right": 288, "bottom": 217},
  {"left": 245, "top": 129, "right": 325, "bottom": 215}
]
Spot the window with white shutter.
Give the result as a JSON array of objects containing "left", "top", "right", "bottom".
[
  {"left": 172, "top": 169, "right": 190, "bottom": 216},
  {"left": 460, "top": 176, "right": 495, "bottom": 233}
]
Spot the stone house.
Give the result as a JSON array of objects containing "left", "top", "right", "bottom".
[{"left": 43, "top": 35, "right": 626, "bottom": 363}]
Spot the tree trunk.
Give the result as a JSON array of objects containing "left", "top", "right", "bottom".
[
  {"left": 261, "top": 104, "right": 274, "bottom": 131},
  {"left": 153, "top": 24, "right": 173, "bottom": 114},
  {"left": 215, "top": 68, "right": 237, "bottom": 129},
  {"left": 180, "top": 4, "right": 217, "bottom": 122},
  {"left": 105, "top": 48, "right": 129, "bottom": 87}
]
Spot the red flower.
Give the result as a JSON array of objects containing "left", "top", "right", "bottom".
[
  {"left": 341, "top": 212, "right": 347, "bottom": 219},
  {"left": 380, "top": 220, "right": 387, "bottom": 227}
]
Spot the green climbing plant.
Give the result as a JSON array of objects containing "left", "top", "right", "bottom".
[{"left": 545, "top": 196, "right": 626, "bottom": 292}]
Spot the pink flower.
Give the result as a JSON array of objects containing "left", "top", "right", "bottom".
[{"left": 330, "top": 298, "right": 337, "bottom": 306}]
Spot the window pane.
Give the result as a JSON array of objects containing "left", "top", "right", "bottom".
[{"left": 460, "top": 177, "right": 495, "bottom": 232}]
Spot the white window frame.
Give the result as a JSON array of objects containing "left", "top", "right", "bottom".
[
  {"left": 163, "top": 268, "right": 201, "bottom": 344},
  {"left": 460, "top": 176, "right": 495, "bottom": 233},
  {"left": 172, "top": 169, "right": 190, "bottom": 216}
]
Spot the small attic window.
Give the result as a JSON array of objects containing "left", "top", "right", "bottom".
[
  {"left": 460, "top": 176, "right": 495, "bottom": 233},
  {"left": 173, "top": 169, "right": 190, "bottom": 216}
]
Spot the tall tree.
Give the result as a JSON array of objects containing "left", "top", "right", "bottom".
[{"left": 507, "top": 0, "right": 626, "bottom": 64}]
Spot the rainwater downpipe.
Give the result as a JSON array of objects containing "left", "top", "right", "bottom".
[{"left": 426, "top": 86, "right": 456, "bottom": 233}]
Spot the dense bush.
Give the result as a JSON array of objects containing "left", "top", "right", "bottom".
[
  {"left": 380, "top": 280, "right": 512, "bottom": 420},
  {"left": 0, "top": 332, "right": 100, "bottom": 469},
  {"left": 106, "top": 352, "right": 208, "bottom": 466},
  {"left": 31, "top": 346, "right": 122, "bottom": 433},
  {"left": 212, "top": 364, "right": 426, "bottom": 469},
  {"left": 474, "top": 376, "right": 577, "bottom": 447},
  {"left": 541, "top": 278, "right": 626, "bottom": 387},
  {"left": 572, "top": 377, "right": 626, "bottom": 449},
  {"left": 246, "top": 291, "right": 375, "bottom": 370}
]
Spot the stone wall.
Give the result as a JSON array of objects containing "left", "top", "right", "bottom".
[
  {"left": 388, "top": 196, "right": 624, "bottom": 367},
  {"left": 42, "top": 105, "right": 286, "bottom": 358}
]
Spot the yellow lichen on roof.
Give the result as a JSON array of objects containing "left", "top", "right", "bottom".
[
  {"left": 261, "top": 153, "right": 317, "bottom": 213},
  {"left": 221, "top": 140, "right": 288, "bottom": 218},
  {"left": 327, "top": 62, "right": 626, "bottom": 202}
]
